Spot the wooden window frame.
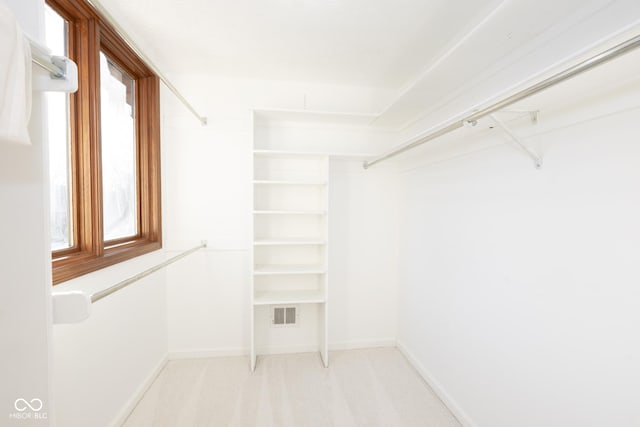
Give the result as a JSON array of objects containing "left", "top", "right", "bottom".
[{"left": 47, "top": 0, "right": 161, "bottom": 285}]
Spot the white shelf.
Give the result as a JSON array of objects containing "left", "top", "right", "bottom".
[
  {"left": 253, "top": 180, "right": 327, "bottom": 186},
  {"left": 254, "top": 238, "right": 326, "bottom": 246},
  {"left": 253, "top": 210, "right": 326, "bottom": 215},
  {"left": 253, "top": 264, "right": 326, "bottom": 275},
  {"left": 251, "top": 125, "right": 330, "bottom": 370},
  {"left": 253, "top": 289, "right": 326, "bottom": 305}
]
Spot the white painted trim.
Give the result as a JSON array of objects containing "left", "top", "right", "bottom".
[
  {"left": 169, "top": 346, "right": 322, "bottom": 361},
  {"left": 168, "top": 340, "right": 397, "bottom": 360},
  {"left": 330, "top": 339, "right": 396, "bottom": 351},
  {"left": 257, "top": 344, "right": 320, "bottom": 355},
  {"left": 169, "top": 348, "right": 247, "bottom": 360},
  {"left": 396, "top": 341, "right": 477, "bottom": 427},
  {"left": 111, "top": 354, "right": 169, "bottom": 427}
]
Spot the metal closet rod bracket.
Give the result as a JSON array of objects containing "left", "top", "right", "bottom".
[
  {"left": 489, "top": 113, "right": 542, "bottom": 169},
  {"left": 362, "top": 33, "right": 640, "bottom": 170},
  {"left": 503, "top": 109, "right": 539, "bottom": 125}
]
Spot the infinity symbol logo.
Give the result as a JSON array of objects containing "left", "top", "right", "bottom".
[{"left": 14, "top": 398, "right": 43, "bottom": 412}]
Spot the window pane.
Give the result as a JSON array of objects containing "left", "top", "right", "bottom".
[
  {"left": 45, "top": 5, "right": 73, "bottom": 251},
  {"left": 100, "top": 52, "right": 138, "bottom": 241}
]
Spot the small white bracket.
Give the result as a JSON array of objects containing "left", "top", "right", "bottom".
[
  {"left": 52, "top": 291, "right": 92, "bottom": 324},
  {"left": 500, "top": 109, "right": 539, "bottom": 125},
  {"left": 490, "top": 114, "right": 542, "bottom": 169},
  {"left": 33, "top": 56, "right": 78, "bottom": 93},
  {"left": 29, "top": 36, "right": 79, "bottom": 93}
]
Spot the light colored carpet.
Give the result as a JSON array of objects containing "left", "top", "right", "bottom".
[{"left": 123, "top": 347, "right": 461, "bottom": 427}]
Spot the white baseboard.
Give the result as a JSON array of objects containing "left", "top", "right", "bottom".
[
  {"left": 257, "top": 344, "right": 319, "bottom": 355},
  {"left": 169, "top": 347, "right": 247, "bottom": 360},
  {"left": 169, "top": 339, "right": 397, "bottom": 360},
  {"left": 111, "top": 354, "right": 168, "bottom": 427},
  {"left": 396, "top": 341, "right": 477, "bottom": 427},
  {"left": 330, "top": 338, "right": 396, "bottom": 351}
]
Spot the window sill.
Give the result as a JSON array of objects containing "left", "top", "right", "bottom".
[{"left": 52, "top": 239, "right": 161, "bottom": 285}]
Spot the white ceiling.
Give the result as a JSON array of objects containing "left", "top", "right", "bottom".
[
  {"left": 376, "top": 0, "right": 640, "bottom": 129},
  {"left": 99, "top": 0, "right": 640, "bottom": 129},
  {"left": 99, "top": 0, "right": 500, "bottom": 88}
]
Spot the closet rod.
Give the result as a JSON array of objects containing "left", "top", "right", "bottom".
[
  {"left": 27, "top": 36, "right": 68, "bottom": 79},
  {"left": 86, "top": 0, "right": 207, "bottom": 126},
  {"left": 31, "top": 51, "right": 65, "bottom": 78},
  {"left": 91, "top": 242, "right": 207, "bottom": 303},
  {"left": 363, "top": 33, "right": 640, "bottom": 169}
]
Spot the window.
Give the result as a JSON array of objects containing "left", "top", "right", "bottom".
[
  {"left": 99, "top": 52, "right": 138, "bottom": 241},
  {"left": 45, "top": 0, "right": 161, "bottom": 285},
  {"left": 45, "top": 5, "right": 72, "bottom": 251}
]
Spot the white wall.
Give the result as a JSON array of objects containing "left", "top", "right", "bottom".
[
  {"left": 51, "top": 252, "right": 168, "bottom": 427},
  {"left": 1, "top": 102, "right": 53, "bottom": 427},
  {"left": 162, "top": 92, "right": 251, "bottom": 356},
  {"left": 397, "top": 74, "right": 640, "bottom": 426},
  {"left": 1, "top": 1, "right": 52, "bottom": 426},
  {"left": 161, "top": 77, "right": 399, "bottom": 357},
  {"left": 329, "top": 159, "right": 398, "bottom": 348}
]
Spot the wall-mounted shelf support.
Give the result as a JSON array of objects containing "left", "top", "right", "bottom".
[
  {"left": 363, "top": 33, "right": 640, "bottom": 169},
  {"left": 500, "top": 109, "right": 539, "bottom": 125},
  {"left": 490, "top": 114, "right": 542, "bottom": 169}
]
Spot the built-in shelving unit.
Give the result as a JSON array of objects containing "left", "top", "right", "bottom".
[
  {"left": 250, "top": 145, "right": 329, "bottom": 371},
  {"left": 249, "top": 108, "right": 379, "bottom": 372}
]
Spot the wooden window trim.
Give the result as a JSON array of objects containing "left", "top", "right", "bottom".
[{"left": 47, "top": 0, "right": 161, "bottom": 285}]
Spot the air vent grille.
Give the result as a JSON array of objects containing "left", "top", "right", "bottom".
[{"left": 272, "top": 306, "right": 297, "bottom": 326}]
